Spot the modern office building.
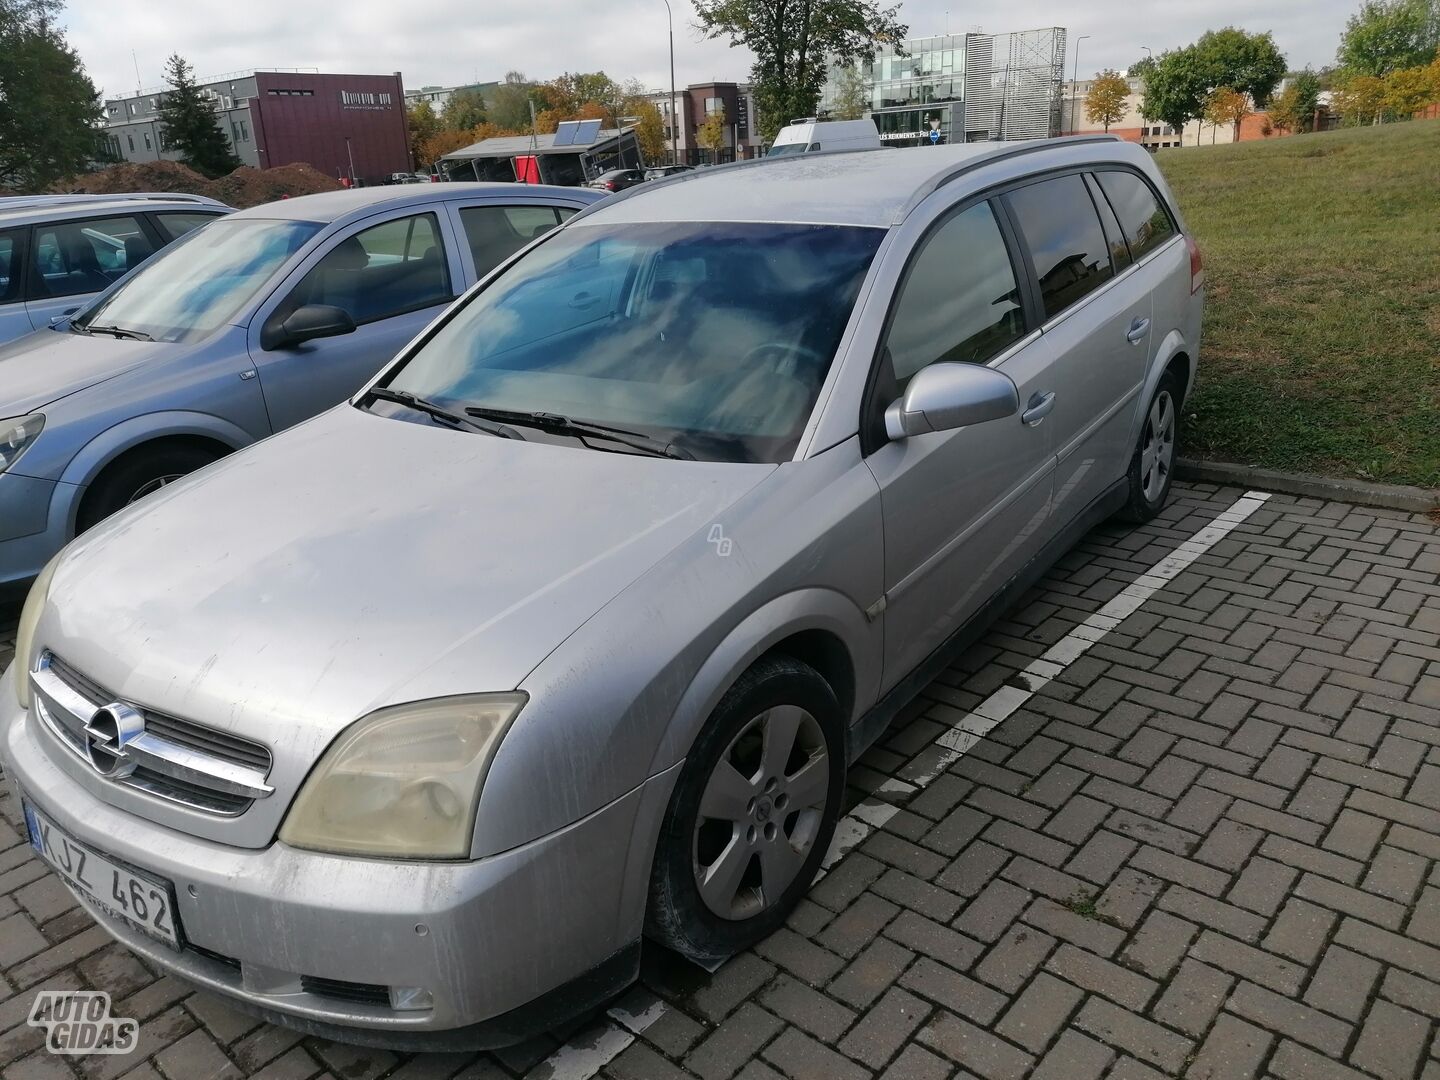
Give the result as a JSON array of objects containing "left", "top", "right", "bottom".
[
  {"left": 1061, "top": 75, "right": 1183, "bottom": 149},
  {"left": 102, "top": 70, "right": 412, "bottom": 185},
  {"left": 644, "top": 82, "right": 763, "bottom": 163},
  {"left": 404, "top": 81, "right": 499, "bottom": 112},
  {"left": 818, "top": 27, "right": 1067, "bottom": 145}
]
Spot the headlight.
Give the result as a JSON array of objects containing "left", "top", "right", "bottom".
[
  {"left": 279, "top": 693, "right": 526, "bottom": 859},
  {"left": 13, "top": 554, "right": 60, "bottom": 710},
  {"left": 0, "top": 414, "right": 44, "bottom": 474}
]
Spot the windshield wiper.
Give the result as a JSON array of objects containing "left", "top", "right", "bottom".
[
  {"left": 83, "top": 324, "right": 153, "bottom": 341},
  {"left": 464, "top": 408, "right": 693, "bottom": 460},
  {"left": 365, "top": 387, "right": 523, "bottom": 440}
]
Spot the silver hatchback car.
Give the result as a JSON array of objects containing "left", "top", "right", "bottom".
[{"left": 2, "top": 137, "right": 1203, "bottom": 1047}]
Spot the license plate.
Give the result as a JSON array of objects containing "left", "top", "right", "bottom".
[{"left": 23, "top": 800, "right": 181, "bottom": 950}]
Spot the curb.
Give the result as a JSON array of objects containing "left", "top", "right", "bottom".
[{"left": 1177, "top": 459, "right": 1440, "bottom": 513}]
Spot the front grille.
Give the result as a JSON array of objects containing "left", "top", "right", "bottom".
[
  {"left": 31, "top": 652, "right": 273, "bottom": 817},
  {"left": 300, "top": 975, "right": 391, "bottom": 1007}
]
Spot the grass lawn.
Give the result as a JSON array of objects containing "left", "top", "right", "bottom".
[{"left": 1155, "top": 120, "right": 1440, "bottom": 489}]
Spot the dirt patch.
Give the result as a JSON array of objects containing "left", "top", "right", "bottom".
[{"left": 54, "top": 160, "right": 341, "bottom": 209}]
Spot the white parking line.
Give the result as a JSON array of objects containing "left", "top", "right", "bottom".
[{"left": 522, "top": 490, "right": 1271, "bottom": 1078}]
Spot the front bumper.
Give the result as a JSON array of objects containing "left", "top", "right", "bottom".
[
  {"left": 0, "top": 470, "right": 72, "bottom": 597},
  {"left": 0, "top": 665, "right": 670, "bottom": 1047}
]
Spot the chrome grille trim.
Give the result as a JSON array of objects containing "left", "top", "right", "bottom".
[{"left": 30, "top": 652, "right": 273, "bottom": 816}]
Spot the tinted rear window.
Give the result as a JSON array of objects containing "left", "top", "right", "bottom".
[
  {"left": 1006, "top": 174, "right": 1113, "bottom": 320},
  {"left": 1096, "top": 171, "right": 1176, "bottom": 263}
]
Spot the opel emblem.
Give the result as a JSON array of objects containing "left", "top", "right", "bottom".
[{"left": 82, "top": 703, "right": 145, "bottom": 779}]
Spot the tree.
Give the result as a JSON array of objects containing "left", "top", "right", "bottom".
[
  {"left": 441, "top": 88, "right": 488, "bottom": 131},
  {"left": 490, "top": 71, "right": 538, "bottom": 132},
  {"left": 406, "top": 101, "right": 440, "bottom": 169},
  {"left": 1267, "top": 82, "right": 1303, "bottom": 133},
  {"left": 830, "top": 63, "right": 870, "bottom": 119},
  {"left": 1140, "top": 28, "right": 1286, "bottom": 134},
  {"left": 417, "top": 124, "right": 501, "bottom": 172},
  {"left": 1333, "top": 72, "right": 1389, "bottom": 121},
  {"left": 1203, "top": 86, "right": 1251, "bottom": 140},
  {"left": 1383, "top": 59, "right": 1440, "bottom": 114},
  {"left": 1337, "top": 0, "right": 1439, "bottom": 76},
  {"left": 1085, "top": 69, "right": 1130, "bottom": 131},
  {"left": 696, "top": 104, "right": 727, "bottom": 161},
  {"left": 1288, "top": 68, "right": 1324, "bottom": 129},
  {"left": 632, "top": 100, "right": 667, "bottom": 163},
  {"left": 693, "top": 0, "right": 907, "bottom": 142},
  {"left": 0, "top": 0, "right": 105, "bottom": 192},
  {"left": 156, "top": 54, "right": 240, "bottom": 177}
]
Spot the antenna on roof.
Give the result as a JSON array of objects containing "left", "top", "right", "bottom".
[{"left": 132, "top": 50, "right": 142, "bottom": 96}]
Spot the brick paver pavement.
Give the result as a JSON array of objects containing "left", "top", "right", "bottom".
[{"left": 1, "top": 481, "right": 1439, "bottom": 1080}]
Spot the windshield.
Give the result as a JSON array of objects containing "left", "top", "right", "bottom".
[
  {"left": 767, "top": 142, "right": 810, "bottom": 157},
  {"left": 383, "top": 221, "right": 883, "bottom": 463},
  {"left": 75, "top": 218, "right": 321, "bottom": 343}
]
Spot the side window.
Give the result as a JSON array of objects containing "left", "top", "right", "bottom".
[
  {"left": 282, "top": 213, "right": 451, "bottom": 327},
  {"left": 1096, "top": 170, "right": 1176, "bottom": 263},
  {"left": 29, "top": 215, "right": 152, "bottom": 299},
  {"left": 459, "top": 205, "right": 563, "bottom": 277},
  {"left": 1005, "top": 174, "right": 1114, "bottom": 320},
  {"left": 883, "top": 200, "right": 1026, "bottom": 393},
  {"left": 154, "top": 212, "right": 222, "bottom": 242},
  {"left": 1085, "top": 174, "right": 1132, "bottom": 273},
  {"left": 0, "top": 229, "right": 23, "bottom": 304}
]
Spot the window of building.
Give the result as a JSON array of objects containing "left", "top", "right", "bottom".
[
  {"left": 126, "top": 134, "right": 135, "bottom": 152},
  {"left": 1005, "top": 174, "right": 1114, "bottom": 320},
  {"left": 30, "top": 215, "right": 152, "bottom": 299},
  {"left": 143, "top": 131, "right": 152, "bottom": 150},
  {"left": 882, "top": 201, "right": 1026, "bottom": 392},
  {"left": 460, "top": 205, "right": 568, "bottom": 277},
  {"left": 239, "top": 119, "right": 248, "bottom": 141},
  {"left": 1095, "top": 170, "right": 1176, "bottom": 263},
  {"left": 279, "top": 213, "right": 452, "bottom": 328}
]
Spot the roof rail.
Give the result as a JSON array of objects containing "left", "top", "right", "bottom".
[{"left": 896, "top": 134, "right": 1122, "bottom": 222}]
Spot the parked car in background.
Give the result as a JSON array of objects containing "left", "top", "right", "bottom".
[
  {"left": 766, "top": 117, "right": 882, "bottom": 157},
  {"left": 587, "top": 168, "right": 646, "bottom": 193},
  {"left": 0, "top": 194, "right": 230, "bottom": 346},
  {"left": 643, "top": 165, "right": 693, "bottom": 181},
  {"left": 1, "top": 136, "right": 1201, "bottom": 1047},
  {"left": 0, "top": 182, "right": 600, "bottom": 599}
]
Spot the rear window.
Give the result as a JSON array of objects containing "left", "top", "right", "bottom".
[
  {"left": 1005, "top": 174, "right": 1114, "bottom": 320},
  {"left": 0, "top": 229, "right": 21, "bottom": 304},
  {"left": 1096, "top": 171, "right": 1176, "bottom": 263}
]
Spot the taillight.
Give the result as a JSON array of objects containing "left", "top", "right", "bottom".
[
  {"left": 1186, "top": 234, "right": 1204, "bottom": 294},
  {"left": 605, "top": 180, "right": 617, "bottom": 191}
]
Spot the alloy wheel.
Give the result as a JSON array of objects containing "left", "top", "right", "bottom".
[
  {"left": 692, "top": 704, "right": 830, "bottom": 921},
  {"left": 127, "top": 474, "right": 185, "bottom": 504},
  {"left": 1139, "top": 390, "right": 1175, "bottom": 503}
]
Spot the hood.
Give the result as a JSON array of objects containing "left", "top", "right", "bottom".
[
  {"left": 0, "top": 328, "right": 159, "bottom": 414},
  {"left": 43, "top": 404, "right": 774, "bottom": 746}
]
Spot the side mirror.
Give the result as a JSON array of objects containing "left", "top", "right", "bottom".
[
  {"left": 884, "top": 362, "right": 1020, "bottom": 440},
  {"left": 266, "top": 305, "right": 356, "bottom": 350}
]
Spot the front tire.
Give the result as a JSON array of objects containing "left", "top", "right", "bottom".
[
  {"left": 646, "top": 656, "right": 846, "bottom": 965},
  {"left": 1118, "top": 369, "right": 1183, "bottom": 523},
  {"left": 78, "top": 444, "right": 222, "bottom": 533}
]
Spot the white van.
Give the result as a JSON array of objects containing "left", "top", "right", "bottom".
[{"left": 767, "top": 117, "right": 881, "bottom": 157}]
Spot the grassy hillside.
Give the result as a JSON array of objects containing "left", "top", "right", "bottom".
[{"left": 1156, "top": 120, "right": 1440, "bottom": 488}]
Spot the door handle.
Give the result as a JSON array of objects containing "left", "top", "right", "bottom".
[
  {"left": 569, "top": 291, "right": 599, "bottom": 308},
  {"left": 1021, "top": 391, "right": 1056, "bottom": 427},
  {"left": 1126, "top": 317, "right": 1151, "bottom": 345}
]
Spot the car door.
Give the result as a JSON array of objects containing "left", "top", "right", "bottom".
[
  {"left": 24, "top": 213, "right": 163, "bottom": 329},
  {"left": 247, "top": 209, "right": 461, "bottom": 432},
  {"left": 862, "top": 198, "right": 1058, "bottom": 688},
  {"left": 445, "top": 200, "right": 585, "bottom": 285},
  {"left": 0, "top": 226, "right": 33, "bottom": 343},
  {"left": 1002, "top": 172, "right": 1151, "bottom": 526}
]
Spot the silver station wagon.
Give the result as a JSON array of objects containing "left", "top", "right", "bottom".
[{"left": 2, "top": 136, "right": 1203, "bottom": 1047}]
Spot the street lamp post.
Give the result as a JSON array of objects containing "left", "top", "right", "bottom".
[
  {"left": 1071, "top": 34, "right": 1090, "bottom": 134},
  {"left": 661, "top": 0, "right": 679, "bottom": 165}
]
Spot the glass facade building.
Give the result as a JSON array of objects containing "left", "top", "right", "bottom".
[{"left": 820, "top": 27, "right": 1067, "bottom": 146}]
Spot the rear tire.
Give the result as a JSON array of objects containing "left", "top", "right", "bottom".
[
  {"left": 1118, "top": 368, "right": 1183, "bottom": 524},
  {"left": 646, "top": 656, "right": 845, "bottom": 965},
  {"left": 78, "top": 444, "right": 221, "bottom": 533}
]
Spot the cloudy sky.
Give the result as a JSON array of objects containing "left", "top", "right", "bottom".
[{"left": 62, "top": 0, "right": 1354, "bottom": 101}]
